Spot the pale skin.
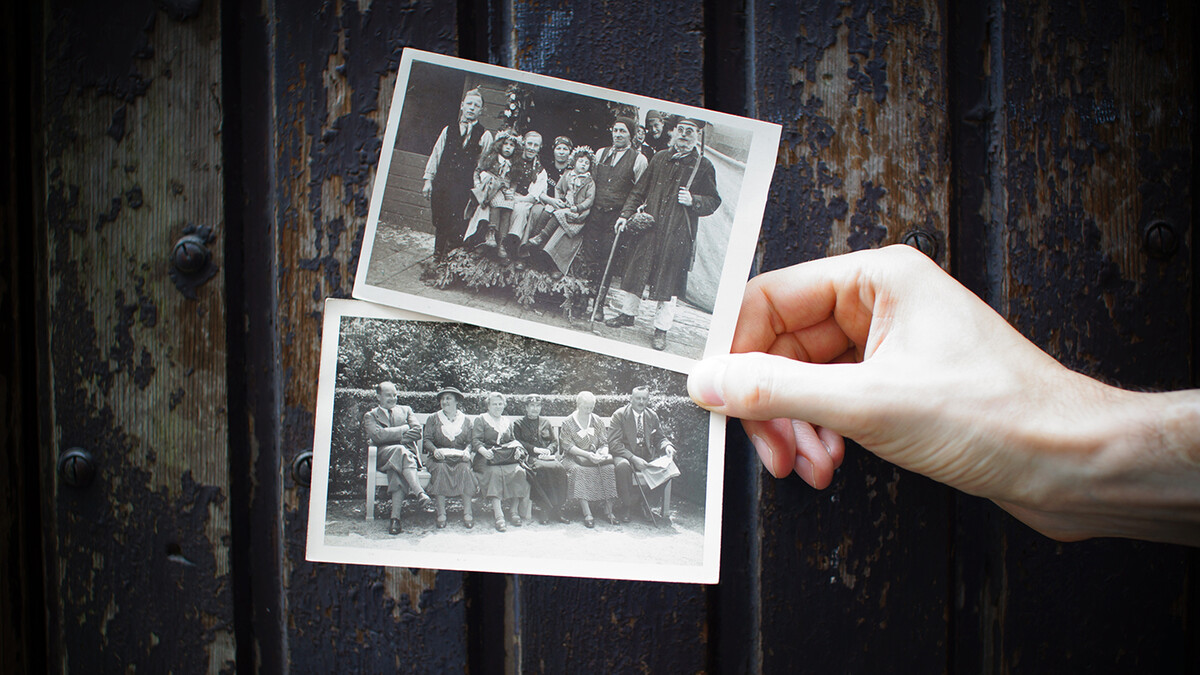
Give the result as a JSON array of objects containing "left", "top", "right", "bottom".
[
  {"left": 567, "top": 391, "right": 616, "bottom": 522},
  {"left": 615, "top": 121, "right": 699, "bottom": 235},
  {"left": 687, "top": 245, "right": 1200, "bottom": 546}
]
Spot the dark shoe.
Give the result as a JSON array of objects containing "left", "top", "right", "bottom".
[
  {"left": 605, "top": 513, "right": 620, "bottom": 525},
  {"left": 556, "top": 512, "right": 572, "bottom": 524},
  {"left": 464, "top": 517, "right": 474, "bottom": 529},
  {"left": 620, "top": 510, "right": 632, "bottom": 523},
  {"left": 652, "top": 329, "right": 667, "bottom": 351},
  {"left": 495, "top": 518, "right": 507, "bottom": 532},
  {"left": 512, "top": 515, "right": 523, "bottom": 527},
  {"left": 583, "top": 516, "right": 595, "bottom": 529},
  {"left": 416, "top": 493, "right": 433, "bottom": 510},
  {"left": 539, "top": 517, "right": 549, "bottom": 525},
  {"left": 605, "top": 313, "right": 635, "bottom": 328},
  {"left": 388, "top": 518, "right": 403, "bottom": 535},
  {"left": 436, "top": 516, "right": 447, "bottom": 529}
]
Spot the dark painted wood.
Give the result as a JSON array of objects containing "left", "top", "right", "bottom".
[
  {"left": 752, "top": 1, "right": 954, "bottom": 671},
  {"left": 507, "top": 2, "right": 711, "bottom": 672},
  {"left": 38, "top": 1, "right": 236, "bottom": 671},
  {"left": 2, "top": 2, "right": 47, "bottom": 672},
  {"left": 266, "top": 1, "right": 469, "bottom": 671},
  {"left": 953, "top": 0, "right": 1195, "bottom": 671}
]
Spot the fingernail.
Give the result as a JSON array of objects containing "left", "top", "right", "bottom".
[
  {"left": 750, "top": 435, "right": 776, "bottom": 477},
  {"left": 688, "top": 359, "right": 726, "bottom": 407},
  {"left": 795, "top": 455, "right": 815, "bottom": 487}
]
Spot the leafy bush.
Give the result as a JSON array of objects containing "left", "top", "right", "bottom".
[{"left": 432, "top": 247, "right": 591, "bottom": 307}]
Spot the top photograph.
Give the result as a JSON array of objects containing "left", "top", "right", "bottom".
[{"left": 354, "top": 50, "right": 781, "bottom": 372}]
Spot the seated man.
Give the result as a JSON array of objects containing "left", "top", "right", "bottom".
[
  {"left": 363, "top": 381, "right": 433, "bottom": 535},
  {"left": 609, "top": 385, "right": 679, "bottom": 524}
]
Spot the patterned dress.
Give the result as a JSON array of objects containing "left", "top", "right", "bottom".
[
  {"left": 471, "top": 415, "right": 532, "bottom": 500},
  {"left": 562, "top": 412, "right": 618, "bottom": 501},
  {"left": 423, "top": 411, "right": 478, "bottom": 496}
]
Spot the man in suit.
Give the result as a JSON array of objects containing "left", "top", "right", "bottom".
[
  {"left": 363, "top": 381, "right": 433, "bottom": 534},
  {"left": 609, "top": 385, "right": 679, "bottom": 523}
]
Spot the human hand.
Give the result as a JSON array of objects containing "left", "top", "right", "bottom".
[
  {"left": 433, "top": 448, "right": 445, "bottom": 462},
  {"left": 478, "top": 446, "right": 494, "bottom": 461},
  {"left": 687, "top": 245, "right": 1200, "bottom": 544},
  {"left": 422, "top": 179, "right": 433, "bottom": 199},
  {"left": 677, "top": 187, "right": 693, "bottom": 206},
  {"left": 665, "top": 445, "right": 676, "bottom": 459},
  {"left": 631, "top": 456, "right": 649, "bottom": 471},
  {"left": 615, "top": 217, "right": 627, "bottom": 235}
]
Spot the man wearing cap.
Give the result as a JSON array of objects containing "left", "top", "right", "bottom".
[
  {"left": 606, "top": 116, "right": 722, "bottom": 351},
  {"left": 640, "top": 110, "right": 669, "bottom": 160},
  {"left": 608, "top": 386, "right": 679, "bottom": 523},
  {"left": 576, "top": 117, "right": 649, "bottom": 314},
  {"left": 423, "top": 88, "right": 494, "bottom": 266},
  {"left": 363, "top": 381, "right": 434, "bottom": 535}
]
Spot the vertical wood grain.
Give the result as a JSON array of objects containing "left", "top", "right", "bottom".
[
  {"left": 751, "top": 1, "right": 953, "bottom": 671},
  {"left": 40, "top": 1, "right": 234, "bottom": 671},
  {"left": 267, "top": 1, "right": 468, "bottom": 670},
  {"left": 508, "top": 2, "right": 711, "bottom": 672},
  {"left": 954, "top": 0, "right": 1194, "bottom": 671}
]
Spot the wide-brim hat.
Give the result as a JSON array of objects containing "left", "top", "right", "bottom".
[{"left": 435, "top": 386, "right": 465, "bottom": 402}]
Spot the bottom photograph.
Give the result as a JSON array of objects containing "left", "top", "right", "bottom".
[{"left": 307, "top": 299, "right": 724, "bottom": 584}]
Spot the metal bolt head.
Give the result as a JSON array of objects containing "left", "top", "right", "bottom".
[
  {"left": 171, "top": 235, "right": 211, "bottom": 274},
  {"left": 58, "top": 448, "right": 96, "bottom": 488},
  {"left": 292, "top": 451, "right": 314, "bottom": 487},
  {"left": 1144, "top": 221, "right": 1178, "bottom": 260},
  {"left": 902, "top": 230, "right": 938, "bottom": 261}
]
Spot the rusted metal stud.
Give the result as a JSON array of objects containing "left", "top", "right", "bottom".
[
  {"left": 57, "top": 447, "right": 96, "bottom": 488},
  {"left": 902, "top": 230, "right": 938, "bottom": 261},
  {"left": 292, "top": 451, "right": 314, "bottom": 487},
  {"left": 1143, "top": 221, "right": 1178, "bottom": 260},
  {"left": 171, "top": 234, "right": 211, "bottom": 274}
]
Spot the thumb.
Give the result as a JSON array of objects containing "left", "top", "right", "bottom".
[{"left": 688, "top": 352, "right": 868, "bottom": 430}]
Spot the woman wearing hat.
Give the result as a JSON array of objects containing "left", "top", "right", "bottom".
[
  {"left": 471, "top": 392, "right": 533, "bottom": 531},
  {"left": 423, "top": 386, "right": 478, "bottom": 528},
  {"left": 512, "top": 394, "right": 570, "bottom": 524}
]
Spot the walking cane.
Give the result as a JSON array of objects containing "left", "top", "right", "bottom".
[
  {"left": 589, "top": 227, "right": 623, "bottom": 324},
  {"left": 635, "top": 478, "right": 659, "bottom": 528}
]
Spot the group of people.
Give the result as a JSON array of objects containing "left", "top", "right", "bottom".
[
  {"left": 363, "top": 382, "right": 682, "bottom": 535},
  {"left": 421, "top": 87, "right": 723, "bottom": 351}
]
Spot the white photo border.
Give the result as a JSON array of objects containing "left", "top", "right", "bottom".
[
  {"left": 353, "top": 48, "right": 781, "bottom": 374},
  {"left": 306, "top": 298, "right": 727, "bottom": 584}
]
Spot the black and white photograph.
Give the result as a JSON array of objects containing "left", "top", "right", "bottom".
[
  {"left": 354, "top": 49, "right": 781, "bottom": 373},
  {"left": 307, "top": 299, "right": 724, "bottom": 584}
]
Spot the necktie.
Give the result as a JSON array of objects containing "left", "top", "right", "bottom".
[{"left": 636, "top": 413, "right": 644, "bottom": 443}]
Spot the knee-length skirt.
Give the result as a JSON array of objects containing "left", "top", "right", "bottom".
[
  {"left": 476, "top": 463, "right": 531, "bottom": 500},
  {"left": 567, "top": 461, "right": 618, "bottom": 501},
  {"left": 427, "top": 459, "right": 477, "bottom": 496}
]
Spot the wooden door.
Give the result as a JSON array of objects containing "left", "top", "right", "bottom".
[{"left": 4, "top": 0, "right": 1194, "bottom": 672}]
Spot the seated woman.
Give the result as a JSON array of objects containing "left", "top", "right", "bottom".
[
  {"left": 561, "top": 390, "right": 618, "bottom": 528},
  {"left": 423, "top": 386, "right": 478, "bottom": 529},
  {"left": 512, "top": 394, "right": 570, "bottom": 524},
  {"left": 519, "top": 146, "right": 596, "bottom": 278},
  {"left": 472, "top": 392, "right": 533, "bottom": 532}
]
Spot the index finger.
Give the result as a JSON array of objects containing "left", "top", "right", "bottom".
[{"left": 733, "top": 252, "right": 877, "bottom": 355}]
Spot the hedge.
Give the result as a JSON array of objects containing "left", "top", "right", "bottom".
[{"left": 329, "top": 389, "right": 710, "bottom": 505}]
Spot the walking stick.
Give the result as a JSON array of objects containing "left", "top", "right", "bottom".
[
  {"left": 589, "top": 227, "right": 623, "bottom": 323},
  {"left": 635, "top": 478, "right": 659, "bottom": 528}
]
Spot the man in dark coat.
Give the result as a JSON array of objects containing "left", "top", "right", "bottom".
[
  {"left": 606, "top": 117, "right": 722, "bottom": 350},
  {"left": 422, "top": 88, "right": 493, "bottom": 264},
  {"left": 639, "top": 110, "right": 669, "bottom": 160},
  {"left": 574, "top": 116, "right": 648, "bottom": 315},
  {"left": 609, "top": 386, "right": 679, "bottom": 522},
  {"left": 363, "top": 381, "right": 433, "bottom": 534}
]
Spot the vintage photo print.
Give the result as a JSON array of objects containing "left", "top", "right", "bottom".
[
  {"left": 307, "top": 299, "right": 725, "bottom": 584},
  {"left": 354, "top": 49, "right": 781, "bottom": 373}
]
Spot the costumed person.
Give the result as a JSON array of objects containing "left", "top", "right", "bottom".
[
  {"left": 501, "top": 131, "right": 550, "bottom": 260},
  {"left": 640, "top": 110, "right": 670, "bottom": 159},
  {"left": 362, "top": 382, "right": 434, "bottom": 535},
  {"left": 606, "top": 116, "right": 722, "bottom": 351},
  {"left": 463, "top": 130, "right": 519, "bottom": 254},
  {"left": 562, "top": 391, "right": 619, "bottom": 528},
  {"left": 422, "top": 88, "right": 493, "bottom": 269},
  {"left": 574, "top": 117, "right": 649, "bottom": 317},
  {"left": 471, "top": 392, "right": 533, "bottom": 531},
  {"left": 520, "top": 145, "right": 596, "bottom": 278},
  {"left": 512, "top": 394, "right": 570, "bottom": 524},
  {"left": 423, "top": 386, "right": 478, "bottom": 529},
  {"left": 608, "top": 385, "right": 680, "bottom": 524}
]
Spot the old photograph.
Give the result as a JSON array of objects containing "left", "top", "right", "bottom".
[
  {"left": 354, "top": 49, "right": 781, "bottom": 373},
  {"left": 307, "top": 299, "right": 724, "bottom": 584}
]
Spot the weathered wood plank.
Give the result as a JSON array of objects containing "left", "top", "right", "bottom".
[
  {"left": 268, "top": 1, "right": 467, "bottom": 669},
  {"left": 39, "top": 1, "right": 234, "bottom": 671},
  {"left": 954, "top": 0, "right": 1195, "bottom": 671},
  {"left": 508, "top": 1, "right": 711, "bottom": 671},
  {"left": 751, "top": 0, "right": 953, "bottom": 671}
]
